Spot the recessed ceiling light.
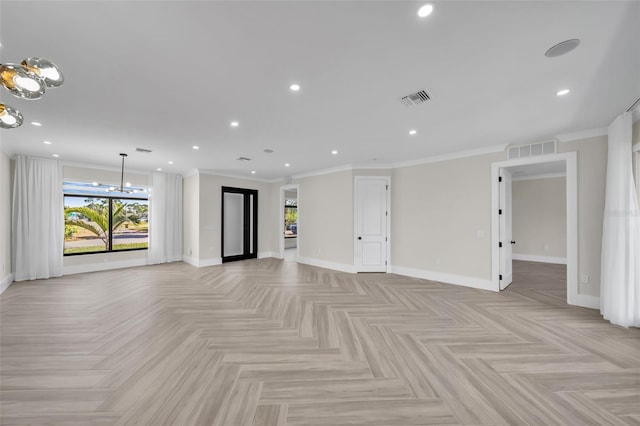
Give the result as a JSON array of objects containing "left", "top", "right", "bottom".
[
  {"left": 230, "top": 121, "right": 239, "bottom": 127},
  {"left": 157, "top": 168, "right": 162, "bottom": 171},
  {"left": 168, "top": 161, "right": 174, "bottom": 164},
  {"left": 285, "top": 163, "right": 290, "bottom": 167},
  {"left": 545, "top": 39, "right": 581, "bottom": 58},
  {"left": 31, "top": 121, "right": 42, "bottom": 126},
  {"left": 409, "top": 129, "right": 417, "bottom": 135},
  {"left": 125, "top": 182, "right": 131, "bottom": 187},
  {"left": 192, "top": 145, "right": 199, "bottom": 150},
  {"left": 331, "top": 150, "right": 338, "bottom": 155},
  {"left": 251, "top": 170, "right": 256, "bottom": 174},
  {"left": 290, "top": 84, "right": 300, "bottom": 92},
  {"left": 52, "top": 154, "right": 59, "bottom": 157},
  {"left": 43, "top": 140, "right": 52, "bottom": 144},
  {"left": 556, "top": 89, "right": 570, "bottom": 96},
  {"left": 92, "top": 182, "right": 98, "bottom": 186},
  {"left": 418, "top": 4, "right": 433, "bottom": 17}
]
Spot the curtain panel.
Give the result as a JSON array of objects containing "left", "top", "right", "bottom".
[
  {"left": 148, "top": 172, "right": 183, "bottom": 265},
  {"left": 601, "top": 112, "right": 640, "bottom": 327},
  {"left": 12, "top": 155, "right": 64, "bottom": 281}
]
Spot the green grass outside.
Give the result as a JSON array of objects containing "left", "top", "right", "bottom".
[{"left": 64, "top": 242, "right": 148, "bottom": 254}]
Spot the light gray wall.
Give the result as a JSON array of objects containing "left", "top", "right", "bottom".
[
  {"left": 391, "top": 152, "right": 503, "bottom": 280},
  {"left": 559, "top": 135, "right": 607, "bottom": 296},
  {"left": 198, "top": 173, "right": 278, "bottom": 262},
  {"left": 182, "top": 173, "right": 200, "bottom": 260},
  {"left": 512, "top": 177, "right": 567, "bottom": 259},
  {"left": 0, "top": 150, "right": 12, "bottom": 284},
  {"left": 295, "top": 170, "right": 354, "bottom": 266}
]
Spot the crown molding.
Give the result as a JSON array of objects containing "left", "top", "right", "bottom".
[
  {"left": 392, "top": 144, "right": 507, "bottom": 169},
  {"left": 556, "top": 127, "right": 608, "bottom": 143},
  {"left": 291, "top": 164, "right": 354, "bottom": 180},
  {"left": 197, "top": 169, "right": 274, "bottom": 183}
]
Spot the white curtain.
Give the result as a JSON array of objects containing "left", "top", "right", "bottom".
[
  {"left": 601, "top": 112, "right": 640, "bottom": 327},
  {"left": 12, "top": 155, "right": 63, "bottom": 281},
  {"left": 148, "top": 172, "right": 183, "bottom": 264}
]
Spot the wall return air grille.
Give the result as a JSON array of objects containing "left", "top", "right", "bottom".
[{"left": 507, "top": 140, "right": 557, "bottom": 160}]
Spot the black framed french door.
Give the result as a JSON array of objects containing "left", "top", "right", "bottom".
[{"left": 221, "top": 186, "right": 258, "bottom": 263}]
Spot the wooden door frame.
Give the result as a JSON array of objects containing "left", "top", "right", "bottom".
[
  {"left": 221, "top": 186, "right": 258, "bottom": 263},
  {"left": 353, "top": 176, "right": 391, "bottom": 273}
]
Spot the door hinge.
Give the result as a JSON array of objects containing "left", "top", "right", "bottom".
[
  {"left": 385, "top": 260, "right": 387, "bottom": 265},
  {"left": 499, "top": 176, "right": 502, "bottom": 182},
  {"left": 499, "top": 242, "right": 502, "bottom": 248},
  {"left": 385, "top": 237, "right": 388, "bottom": 242},
  {"left": 385, "top": 211, "right": 388, "bottom": 216},
  {"left": 386, "top": 184, "right": 388, "bottom": 190},
  {"left": 499, "top": 209, "right": 502, "bottom": 215},
  {"left": 499, "top": 274, "right": 503, "bottom": 280}
]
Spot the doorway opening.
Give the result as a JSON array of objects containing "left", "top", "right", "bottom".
[
  {"left": 279, "top": 184, "right": 299, "bottom": 261},
  {"left": 491, "top": 152, "right": 579, "bottom": 306},
  {"left": 221, "top": 186, "right": 258, "bottom": 263}
]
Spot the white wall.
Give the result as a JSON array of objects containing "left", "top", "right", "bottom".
[
  {"left": 512, "top": 177, "right": 567, "bottom": 260},
  {"left": 0, "top": 150, "right": 12, "bottom": 292},
  {"left": 62, "top": 165, "right": 149, "bottom": 274}
]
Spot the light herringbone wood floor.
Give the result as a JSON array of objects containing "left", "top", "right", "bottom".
[{"left": 1, "top": 258, "right": 638, "bottom": 425}]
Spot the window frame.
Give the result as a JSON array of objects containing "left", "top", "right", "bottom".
[{"left": 63, "top": 194, "right": 149, "bottom": 256}]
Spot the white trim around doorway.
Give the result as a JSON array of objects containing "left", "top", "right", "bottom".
[
  {"left": 279, "top": 184, "right": 300, "bottom": 261},
  {"left": 491, "top": 152, "right": 581, "bottom": 307}
]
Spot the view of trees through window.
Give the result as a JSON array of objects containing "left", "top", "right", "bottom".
[
  {"left": 284, "top": 199, "right": 297, "bottom": 237},
  {"left": 64, "top": 196, "right": 149, "bottom": 255}
]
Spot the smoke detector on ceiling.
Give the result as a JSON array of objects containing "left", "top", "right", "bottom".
[{"left": 401, "top": 89, "right": 431, "bottom": 107}]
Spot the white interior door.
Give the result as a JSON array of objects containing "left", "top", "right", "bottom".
[
  {"left": 355, "top": 177, "right": 389, "bottom": 272},
  {"left": 499, "top": 169, "right": 513, "bottom": 290}
]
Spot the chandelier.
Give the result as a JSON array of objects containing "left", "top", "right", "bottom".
[
  {"left": 107, "top": 153, "right": 134, "bottom": 194},
  {"left": 0, "top": 57, "right": 64, "bottom": 129}
]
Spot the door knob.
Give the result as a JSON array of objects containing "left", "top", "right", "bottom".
[
  {"left": 510, "top": 241, "right": 516, "bottom": 244},
  {"left": 358, "top": 237, "right": 362, "bottom": 240}
]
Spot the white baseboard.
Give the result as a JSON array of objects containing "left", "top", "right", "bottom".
[
  {"left": 199, "top": 257, "right": 222, "bottom": 267},
  {"left": 63, "top": 258, "right": 148, "bottom": 276},
  {"left": 575, "top": 294, "right": 600, "bottom": 310},
  {"left": 258, "top": 251, "right": 278, "bottom": 259},
  {"left": 512, "top": 254, "right": 567, "bottom": 264},
  {"left": 0, "top": 273, "right": 14, "bottom": 295},
  {"left": 389, "top": 265, "right": 497, "bottom": 292},
  {"left": 297, "top": 256, "right": 356, "bottom": 273},
  {"left": 181, "top": 255, "right": 222, "bottom": 268},
  {"left": 182, "top": 255, "right": 198, "bottom": 267}
]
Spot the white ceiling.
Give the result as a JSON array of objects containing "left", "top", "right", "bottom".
[{"left": 1, "top": 1, "right": 638, "bottom": 181}]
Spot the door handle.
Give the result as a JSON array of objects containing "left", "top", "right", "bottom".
[
  {"left": 358, "top": 237, "right": 362, "bottom": 240},
  {"left": 510, "top": 241, "right": 516, "bottom": 244}
]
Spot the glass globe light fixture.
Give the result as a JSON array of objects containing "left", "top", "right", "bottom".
[
  {"left": 0, "top": 63, "right": 46, "bottom": 99},
  {"left": 21, "top": 57, "right": 64, "bottom": 88},
  {"left": 0, "top": 103, "right": 24, "bottom": 129}
]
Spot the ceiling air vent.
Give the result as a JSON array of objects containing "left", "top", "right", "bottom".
[
  {"left": 235, "top": 156, "right": 251, "bottom": 162},
  {"left": 401, "top": 89, "right": 431, "bottom": 107},
  {"left": 135, "top": 147, "right": 152, "bottom": 153}
]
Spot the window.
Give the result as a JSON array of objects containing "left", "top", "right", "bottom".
[
  {"left": 284, "top": 198, "right": 297, "bottom": 237},
  {"left": 63, "top": 181, "right": 149, "bottom": 255}
]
